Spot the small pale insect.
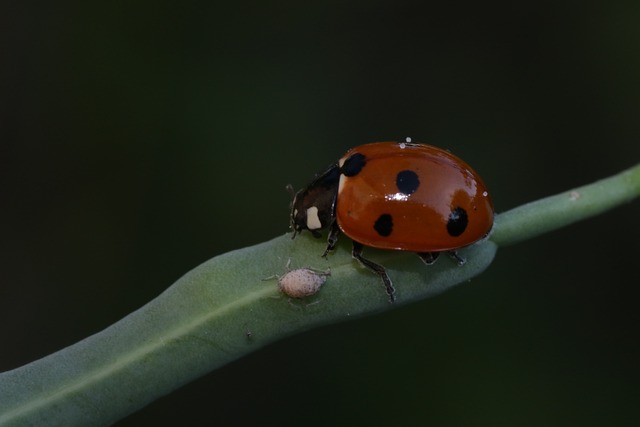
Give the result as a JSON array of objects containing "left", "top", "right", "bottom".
[
  {"left": 265, "top": 260, "right": 331, "bottom": 298},
  {"left": 278, "top": 267, "right": 330, "bottom": 298}
]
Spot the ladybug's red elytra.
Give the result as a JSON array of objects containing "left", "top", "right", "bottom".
[{"left": 290, "top": 140, "right": 494, "bottom": 302}]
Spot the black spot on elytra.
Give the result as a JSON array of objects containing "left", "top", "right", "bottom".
[
  {"left": 341, "top": 153, "right": 366, "bottom": 177},
  {"left": 396, "top": 170, "right": 420, "bottom": 195},
  {"left": 374, "top": 214, "right": 393, "bottom": 237},
  {"left": 447, "top": 207, "right": 468, "bottom": 237}
]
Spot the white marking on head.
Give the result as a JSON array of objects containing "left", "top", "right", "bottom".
[
  {"left": 306, "top": 206, "right": 322, "bottom": 230},
  {"left": 338, "top": 173, "right": 347, "bottom": 195},
  {"left": 338, "top": 153, "right": 350, "bottom": 194}
]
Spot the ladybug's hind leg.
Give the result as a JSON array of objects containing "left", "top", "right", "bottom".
[
  {"left": 416, "top": 252, "right": 440, "bottom": 265},
  {"left": 447, "top": 250, "right": 466, "bottom": 266},
  {"left": 418, "top": 251, "right": 465, "bottom": 266},
  {"left": 352, "top": 242, "right": 396, "bottom": 303}
]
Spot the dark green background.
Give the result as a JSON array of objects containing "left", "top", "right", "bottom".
[{"left": 2, "top": 2, "right": 639, "bottom": 426}]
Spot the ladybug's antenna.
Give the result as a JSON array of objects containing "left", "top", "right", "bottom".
[
  {"left": 285, "top": 184, "right": 296, "bottom": 204},
  {"left": 286, "top": 184, "right": 299, "bottom": 239}
]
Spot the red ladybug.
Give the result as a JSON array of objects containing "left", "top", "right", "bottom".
[{"left": 290, "top": 140, "right": 493, "bottom": 302}]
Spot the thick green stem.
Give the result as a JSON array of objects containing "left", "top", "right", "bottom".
[{"left": 0, "top": 163, "right": 638, "bottom": 426}]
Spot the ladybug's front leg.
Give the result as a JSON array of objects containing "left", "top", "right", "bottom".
[{"left": 321, "top": 221, "right": 341, "bottom": 258}]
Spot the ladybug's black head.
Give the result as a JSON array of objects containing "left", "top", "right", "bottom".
[{"left": 289, "top": 164, "right": 341, "bottom": 239}]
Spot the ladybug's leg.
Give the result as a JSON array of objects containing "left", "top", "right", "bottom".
[
  {"left": 321, "top": 221, "right": 341, "bottom": 258},
  {"left": 447, "top": 250, "right": 466, "bottom": 266},
  {"left": 352, "top": 241, "right": 396, "bottom": 303},
  {"left": 416, "top": 252, "right": 440, "bottom": 265}
]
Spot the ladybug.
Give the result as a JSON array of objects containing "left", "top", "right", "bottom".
[{"left": 290, "top": 140, "right": 493, "bottom": 302}]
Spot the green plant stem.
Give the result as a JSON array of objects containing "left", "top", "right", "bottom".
[
  {"left": 491, "top": 163, "right": 640, "bottom": 246},
  {"left": 0, "top": 163, "right": 638, "bottom": 426}
]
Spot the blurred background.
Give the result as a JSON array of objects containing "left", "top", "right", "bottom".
[{"left": 1, "top": 1, "right": 639, "bottom": 426}]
